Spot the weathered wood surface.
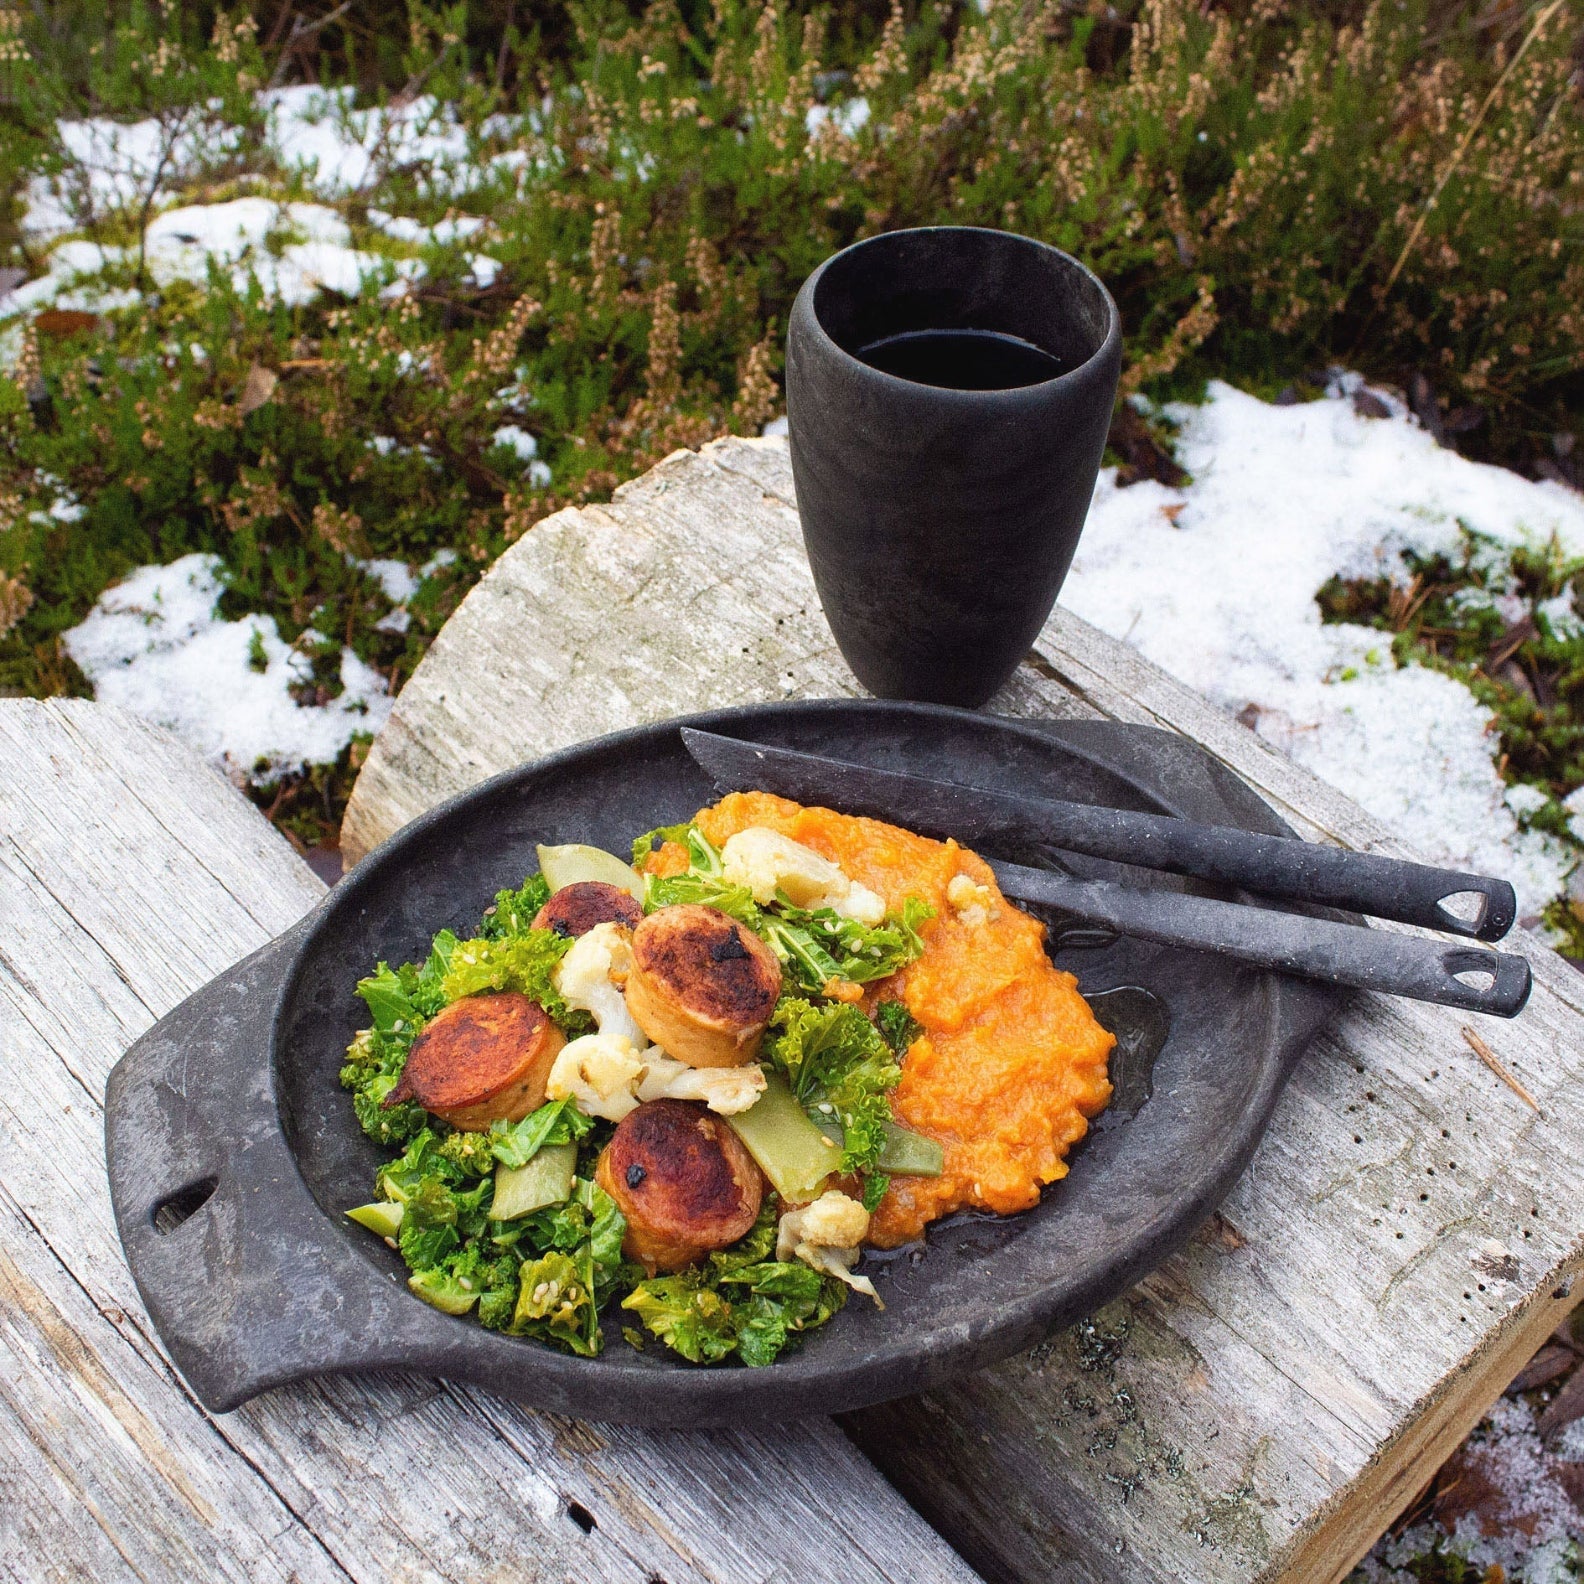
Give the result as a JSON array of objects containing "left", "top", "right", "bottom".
[
  {"left": 0, "top": 698, "right": 985, "bottom": 1584},
  {"left": 343, "top": 435, "right": 1584, "bottom": 1584}
]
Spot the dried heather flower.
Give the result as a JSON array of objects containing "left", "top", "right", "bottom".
[{"left": 0, "top": 572, "right": 34, "bottom": 640}]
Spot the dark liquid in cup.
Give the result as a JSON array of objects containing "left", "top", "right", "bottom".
[{"left": 856, "top": 327, "right": 1065, "bottom": 391}]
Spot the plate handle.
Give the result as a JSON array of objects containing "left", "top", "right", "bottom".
[{"left": 105, "top": 928, "right": 419, "bottom": 1411}]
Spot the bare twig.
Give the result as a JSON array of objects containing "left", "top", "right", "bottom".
[
  {"left": 266, "top": 0, "right": 355, "bottom": 92},
  {"left": 1460, "top": 1025, "right": 1542, "bottom": 1113},
  {"left": 351, "top": 40, "right": 458, "bottom": 198},
  {"left": 133, "top": 107, "right": 193, "bottom": 291},
  {"left": 263, "top": 2, "right": 295, "bottom": 52},
  {"left": 1382, "top": 0, "right": 1567, "bottom": 298},
  {"left": 391, "top": 38, "right": 457, "bottom": 110},
  {"left": 494, "top": 0, "right": 517, "bottom": 95}
]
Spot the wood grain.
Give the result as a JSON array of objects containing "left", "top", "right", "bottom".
[
  {"left": 0, "top": 698, "right": 983, "bottom": 1584},
  {"left": 342, "top": 435, "right": 1584, "bottom": 1583}
]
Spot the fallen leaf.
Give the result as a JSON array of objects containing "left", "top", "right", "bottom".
[
  {"left": 239, "top": 363, "right": 279, "bottom": 416},
  {"left": 1555, "top": 1461, "right": 1584, "bottom": 1515},
  {"left": 1108, "top": 402, "right": 1189, "bottom": 489},
  {"left": 35, "top": 308, "right": 99, "bottom": 338},
  {"left": 1538, "top": 1361, "right": 1584, "bottom": 1439},
  {"left": 1507, "top": 1343, "right": 1576, "bottom": 1395},
  {"left": 1433, "top": 1452, "right": 1510, "bottom": 1536}
]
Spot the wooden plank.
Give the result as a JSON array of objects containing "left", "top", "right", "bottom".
[
  {"left": 340, "top": 435, "right": 1584, "bottom": 1583},
  {"left": 0, "top": 698, "right": 984, "bottom": 1584}
]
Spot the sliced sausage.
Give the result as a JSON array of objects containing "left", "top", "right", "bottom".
[
  {"left": 532, "top": 880, "right": 644, "bottom": 939},
  {"left": 624, "top": 904, "right": 781, "bottom": 1068},
  {"left": 595, "top": 1098, "right": 765, "bottom": 1274},
  {"left": 385, "top": 992, "right": 565, "bottom": 1131}
]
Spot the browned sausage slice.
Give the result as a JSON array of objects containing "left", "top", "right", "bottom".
[
  {"left": 532, "top": 881, "right": 644, "bottom": 939},
  {"left": 595, "top": 1098, "right": 765, "bottom": 1273},
  {"left": 624, "top": 904, "right": 781, "bottom": 1067},
  {"left": 385, "top": 992, "right": 566, "bottom": 1131}
]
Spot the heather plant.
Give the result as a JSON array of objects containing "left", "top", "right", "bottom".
[{"left": 0, "top": 0, "right": 1581, "bottom": 846}]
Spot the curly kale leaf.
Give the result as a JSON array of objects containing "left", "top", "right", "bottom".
[
  {"left": 436, "top": 1129, "right": 498, "bottom": 1177},
  {"left": 511, "top": 1248, "right": 602, "bottom": 1355},
  {"left": 396, "top": 1176, "right": 462, "bottom": 1269},
  {"left": 342, "top": 936, "right": 462, "bottom": 1145},
  {"left": 622, "top": 1277, "right": 740, "bottom": 1363},
  {"left": 440, "top": 928, "right": 582, "bottom": 1025},
  {"left": 350, "top": 1072, "right": 427, "bottom": 1146},
  {"left": 408, "top": 1239, "right": 521, "bottom": 1322},
  {"left": 478, "top": 873, "right": 553, "bottom": 940},
  {"left": 342, "top": 1023, "right": 424, "bottom": 1143},
  {"left": 487, "top": 1097, "right": 594, "bottom": 1169},
  {"left": 765, "top": 998, "right": 901, "bottom": 1175},
  {"left": 875, "top": 998, "right": 924, "bottom": 1055},
  {"left": 622, "top": 1203, "right": 847, "bottom": 1367},
  {"left": 769, "top": 896, "right": 934, "bottom": 989},
  {"left": 644, "top": 870, "right": 762, "bottom": 922}
]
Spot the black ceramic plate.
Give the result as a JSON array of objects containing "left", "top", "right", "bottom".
[{"left": 105, "top": 700, "right": 1340, "bottom": 1427}]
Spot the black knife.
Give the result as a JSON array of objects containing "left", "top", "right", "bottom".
[
  {"left": 680, "top": 728, "right": 1517, "bottom": 941},
  {"left": 678, "top": 728, "right": 1531, "bottom": 1017}
]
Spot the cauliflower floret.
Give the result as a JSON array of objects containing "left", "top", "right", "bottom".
[
  {"left": 722, "top": 827, "right": 887, "bottom": 926},
  {"left": 777, "top": 1189, "right": 871, "bottom": 1256},
  {"left": 635, "top": 1053, "right": 767, "bottom": 1115},
  {"left": 554, "top": 922, "right": 647, "bottom": 1047},
  {"left": 545, "top": 1032, "right": 647, "bottom": 1122},
  {"left": 548, "top": 1033, "right": 766, "bottom": 1122},
  {"left": 946, "top": 872, "right": 995, "bottom": 929},
  {"left": 776, "top": 1189, "right": 882, "bottom": 1306},
  {"left": 834, "top": 881, "right": 887, "bottom": 927}
]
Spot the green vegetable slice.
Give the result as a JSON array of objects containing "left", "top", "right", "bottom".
[
  {"left": 408, "top": 1268, "right": 479, "bottom": 1315},
  {"left": 727, "top": 1069, "right": 841, "bottom": 1202},
  {"left": 492, "top": 1142, "right": 577, "bottom": 1220},
  {"left": 346, "top": 1200, "right": 405, "bottom": 1238},
  {"left": 536, "top": 842, "right": 645, "bottom": 901},
  {"left": 875, "top": 1122, "right": 944, "bottom": 1177}
]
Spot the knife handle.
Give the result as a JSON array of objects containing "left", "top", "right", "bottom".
[
  {"left": 1040, "top": 805, "right": 1517, "bottom": 943},
  {"left": 991, "top": 862, "right": 1532, "bottom": 1018}
]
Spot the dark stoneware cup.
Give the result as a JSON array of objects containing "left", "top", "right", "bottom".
[{"left": 786, "top": 227, "right": 1122, "bottom": 706}]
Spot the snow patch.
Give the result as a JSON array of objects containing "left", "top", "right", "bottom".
[
  {"left": 806, "top": 97, "right": 871, "bottom": 139},
  {"left": 63, "top": 554, "right": 390, "bottom": 783},
  {"left": 22, "top": 113, "right": 247, "bottom": 241},
  {"left": 1, "top": 239, "right": 138, "bottom": 322},
  {"left": 1062, "top": 380, "right": 1584, "bottom": 921},
  {"left": 1357, "top": 1397, "right": 1582, "bottom": 1582},
  {"left": 143, "top": 198, "right": 386, "bottom": 305},
  {"left": 490, "top": 424, "right": 538, "bottom": 461},
  {"left": 264, "top": 86, "right": 479, "bottom": 199},
  {"left": 368, "top": 208, "right": 489, "bottom": 247}
]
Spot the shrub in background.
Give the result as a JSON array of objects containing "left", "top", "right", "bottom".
[{"left": 0, "top": 0, "right": 1580, "bottom": 843}]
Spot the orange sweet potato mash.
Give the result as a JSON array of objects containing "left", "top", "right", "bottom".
[{"left": 692, "top": 791, "right": 1116, "bottom": 1247}]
